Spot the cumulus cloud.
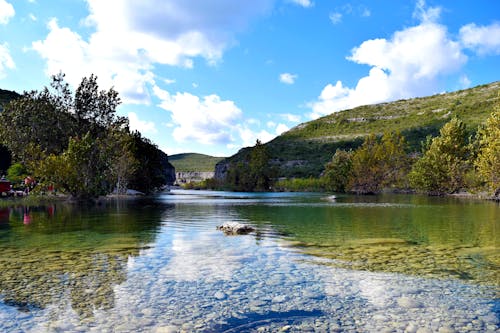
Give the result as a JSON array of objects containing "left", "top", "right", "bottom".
[
  {"left": 279, "top": 72, "right": 298, "bottom": 84},
  {"left": 0, "top": 43, "right": 15, "bottom": 78},
  {"left": 154, "top": 85, "right": 242, "bottom": 145},
  {"left": 309, "top": 1, "right": 467, "bottom": 118},
  {"left": 32, "top": 0, "right": 274, "bottom": 104},
  {"left": 289, "top": 0, "right": 313, "bottom": 8},
  {"left": 0, "top": 0, "right": 14, "bottom": 25},
  {"left": 128, "top": 112, "right": 158, "bottom": 134},
  {"left": 460, "top": 23, "right": 500, "bottom": 55}
]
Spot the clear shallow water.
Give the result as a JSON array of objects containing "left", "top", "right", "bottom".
[{"left": 0, "top": 191, "right": 498, "bottom": 332}]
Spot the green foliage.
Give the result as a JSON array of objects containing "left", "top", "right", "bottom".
[
  {"left": 6, "top": 163, "right": 27, "bottom": 185},
  {"left": 225, "top": 140, "right": 275, "bottom": 191},
  {"left": 274, "top": 177, "right": 326, "bottom": 192},
  {"left": 349, "top": 131, "right": 409, "bottom": 194},
  {"left": 474, "top": 109, "right": 500, "bottom": 195},
  {"left": 36, "top": 134, "right": 110, "bottom": 198},
  {"left": 321, "top": 149, "right": 353, "bottom": 192},
  {"left": 127, "top": 131, "right": 172, "bottom": 194},
  {"left": 409, "top": 118, "right": 471, "bottom": 195}
]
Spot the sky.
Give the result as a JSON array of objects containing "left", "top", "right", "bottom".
[{"left": 1, "top": 0, "right": 500, "bottom": 157}]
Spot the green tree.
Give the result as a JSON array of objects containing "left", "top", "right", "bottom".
[
  {"left": 474, "top": 110, "right": 500, "bottom": 196},
  {"left": 349, "top": 132, "right": 409, "bottom": 194},
  {"left": 249, "top": 139, "right": 274, "bottom": 191},
  {"left": 322, "top": 149, "right": 353, "bottom": 192},
  {"left": 0, "top": 83, "right": 75, "bottom": 163},
  {"left": 36, "top": 134, "right": 112, "bottom": 198},
  {"left": 409, "top": 117, "right": 470, "bottom": 195},
  {"left": 74, "top": 74, "right": 125, "bottom": 137}
]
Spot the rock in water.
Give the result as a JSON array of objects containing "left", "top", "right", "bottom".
[{"left": 217, "top": 222, "right": 255, "bottom": 235}]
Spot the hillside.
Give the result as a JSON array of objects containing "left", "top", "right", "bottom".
[
  {"left": 169, "top": 153, "right": 224, "bottom": 172},
  {"left": 0, "top": 89, "right": 20, "bottom": 111},
  {"left": 216, "top": 81, "right": 500, "bottom": 179}
]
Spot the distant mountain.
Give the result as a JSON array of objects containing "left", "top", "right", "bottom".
[
  {"left": 169, "top": 153, "right": 224, "bottom": 172},
  {"left": 216, "top": 81, "right": 500, "bottom": 179},
  {"left": 0, "top": 89, "right": 20, "bottom": 112}
]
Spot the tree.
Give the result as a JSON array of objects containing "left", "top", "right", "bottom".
[
  {"left": 249, "top": 139, "right": 274, "bottom": 191},
  {"left": 74, "top": 74, "right": 125, "bottom": 137},
  {"left": 348, "top": 132, "right": 409, "bottom": 194},
  {"left": 0, "top": 84, "right": 75, "bottom": 163},
  {"left": 36, "top": 134, "right": 112, "bottom": 198},
  {"left": 409, "top": 117, "right": 470, "bottom": 195},
  {"left": 474, "top": 110, "right": 500, "bottom": 196},
  {"left": 322, "top": 149, "right": 353, "bottom": 192}
]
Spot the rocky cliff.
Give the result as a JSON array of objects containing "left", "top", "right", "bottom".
[{"left": 175, "top": 171, "right": 214, "bottom": 185}]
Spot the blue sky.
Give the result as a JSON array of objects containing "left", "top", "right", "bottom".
[{"left": 1, "top": 0, "right": 499, "bottom": 157}]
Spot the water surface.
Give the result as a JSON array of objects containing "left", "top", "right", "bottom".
[{"left": 0, "top": 191, "right": 498, "bottom": 332}]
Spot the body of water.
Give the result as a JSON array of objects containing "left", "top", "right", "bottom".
[{"left": 0, "top": 190, "right": 498, "bottom": 332}]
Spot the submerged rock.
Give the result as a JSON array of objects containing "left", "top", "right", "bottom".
[{"left": 217, "top": 222, "right": 255, "bottom": 235}]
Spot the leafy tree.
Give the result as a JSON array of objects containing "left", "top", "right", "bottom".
[
  {"left": 409, "top": 117, "right": 470, "bottom": 195},
  {"left": 349, "top": 132, "right": 409, "bottom": 194},
  {"left": 474, "top": 110, "right": 500, "bottom": 196},
  {"left": 36, "top": 134, "right": 112, "bottom": 198},
  {"left": 249, "top": 139, "right": 274, "bottom": 191},
  {"left": 127, "top": 131, "right": 173, "bottom": 194},
  {"left": 0, "top": 84, "right": 75, "bottom": 163},
  {"left": 74, "top": 74, "right": 125, "bottom": 137},
  {"left": 225, "top": 140, "right": 275, "bottom": 191},
  {"left": 322, "top": 149, "right": 353, "bottom": 192}
]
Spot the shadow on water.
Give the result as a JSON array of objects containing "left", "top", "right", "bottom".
[
  {"left": 0, "top": 198, "right": 169, "bottom": 319},
  {"left": 210, "top": 309, "right": 324, "bottom": 333}
]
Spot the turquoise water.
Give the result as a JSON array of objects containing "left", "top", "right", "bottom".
[{"left": 0, "top": 190, "right": 498, "bottom": 332}]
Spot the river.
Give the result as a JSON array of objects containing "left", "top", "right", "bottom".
[{"left": 0, "top": 190, "right": 498, "bottom": 332}]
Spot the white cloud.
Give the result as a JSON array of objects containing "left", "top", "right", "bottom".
[
  {"left": 309, "top": 2, "right": 467, "bottom": 118},
  {"left": 128, "top": 112, "right": 158, "bottom": 134},
  {"left": 29, "top": 13, "right": 37, "bottom": 21},
  {"left": 154, "top": 85, "right": 243, "bottom": 145},
  {"left": 164, "top": 78, "right": 176, "bottom": 85},
  {"left": 32, "top": 0, "right": 274, "bottom": 104},
  {"left": 0, "top": 43, "right": 15, "bottom": 78},
  {"left": 281, "top": 113, "right": 301, "bottom": 123},
  {"left": 0, "top": 0, "right": 14, "bottom": 25},
  {"left": 279, "top": 72, "right": 298, "bottom": 84},
  {"left": 329, "top": 12, "right": 342, "bottom": 25},
  {"left": 289, "top": 0, "right": 313, "bottom": 8},
  {"left": 361, "top": 7, "right": 371, "bottom": 17},
  {"left": 413, "top": 0, "right": 441, "bottom": 23},
  {"left": 238, "top": 127, "right": 274, "bottom": 147},
  {"left": 276, "top": 123, "right": 289, "bottom": 135},
  {"left": 460, "top": 23, "right": 500, "bottom": 55}
]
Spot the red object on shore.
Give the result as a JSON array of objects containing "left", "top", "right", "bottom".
[{"left": 0, "top": 180, "right": 11, "bottom": 194}]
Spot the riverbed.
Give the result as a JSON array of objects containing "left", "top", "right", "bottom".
[{"left": 0, "top": 190, "right": 498, "bottom": 332}]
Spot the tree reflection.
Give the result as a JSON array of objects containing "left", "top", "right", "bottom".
[{"left": 0, "top": 200, "right": 168, "bottom": 319}]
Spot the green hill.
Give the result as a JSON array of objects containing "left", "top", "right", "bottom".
[
  {"left": 169, "top": 153, "right": 224, "bottom": 172},
  {"left": 216, "top": 81, "right": 500, "bottom": 179}
]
